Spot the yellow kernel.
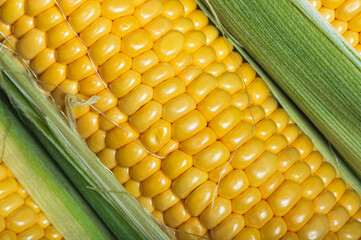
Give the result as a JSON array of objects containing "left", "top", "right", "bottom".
[
  {"left": 130, "top": 155, "right": 161, "bottom": 182},
  {"left": 338, "top": 190, "right": 361, "bottom": 216},
  {"left": 132, "top": 50, "right": 159, "bottom": 73},
  {"left": 180, "top": 127, "right": 217, "bottom": 155},
  {"left": 219, "top": 169, "right": 249, "bottom": 199},
  {"left": 78, "top": 74, "right": 104, "bottom": 96},
  {"left": 327, "top": 205, "right": 350, "bottom": 232},
  {"left": 140, "top": 119, "right": 171, "bottom": 152},
  {"left": 17, "top": 29, "right": 46, "bottom": 60},
  {"left": 134, "top": 0, "right": 163, "bottom": 26},
  {"left": 278, "top": 147, "right": 300, "bottom": 172},
  {"left": 116, "top": 141, "right": 147, "bottom": 167},
  {"left": 141, "top": 171, "right": 171, "bottom": 198},
  {"left": 129, "top": 101, "right": 162, "bottom": 133},
  {"left": 35, "top": 7, "right": 63, "bottom": 32},
  {"left": 112, "top": 15, "right": 140, "bottom": 38},
  {"left": 337, "top": 219, "right": 361, "bottom": 240},
  {"left": 0, "top": 193, "right": 23, "bottom": 217},
  {"left": 316, "top": 162, "right": 336, "bottom": 187},
  {"left": 209, "top": 106, "right": 243, "bottom": 138},
  {"left": 323, "top": 0, "right": 346, "bottom": 9},
  {"left": 164, "top": 201, "right": 191, "bottom": 228},
  {"left": 197, "top": 89, "right": 232, "bottom": 121},
  {"left": 200, "top": 197, "right": 232, "bottom": 229},
  {"left": 121, "top": 29, "right": 153, "bottom": 58},
  {"left": 231, "top": 138, "right": 265, "bottom": 169},
  {"left": 244, "top": 200, "right": 273, "bottom": 228},
  {"left": 172, "top": 167, "right": 208, "bottom": 199},
  {"left": 184, "top": 181, "right": 217, "bottom": 216},
  {"left": 143, "top": 16, "right": 172, "bottom": 41},
  {"left": 232, "top": 187, "right": 262, "bottom": 215},
  {"left": 172, "top": 17, "right": 194, "bottom": 34},
  {"left": 67, "top": 56, "right": 95, "bottom": 81},
  {"left": 86, "top": 130, "right": 106, "bottom": 153},
  {"left": 118, "top": 84, "right": 153, "bottom": 115},
  {"left": 269, "top": 109, "right": 289, "bottom": 132},
  {"left": 221, "top": 121, "right": 254, "bottom": 152},
  {"left": 265, "top": 134, "right": 289, "bottom": 154},
  {"left": 92, "top": 89, "right": 118, "bottom": 113},
  {"left": 0, "top": 22, "right": 11, "bottom": 40},
  {"left": 232, "top": 91, "right": 250, "bottom": 110},
  {"left": 124, "top": 179, "right": 141, "bottom": 197},
  {"left": 204, "top": 61, "right": 227, "bottom": 77},
  {"left": 208, "top": 162, "right": 233, "bottom": 182},
  {"left": 172, "top": 110, "right": 207, "bottom": 142},
  {"left": 37, "top": 212, "right": 50, "bottom": 229},
  {"left": 68, "top": 0, "right": 101, "bottom": 33},
  {"left": 80, "top": 17, "right": 112, "bottom": 47},
  {"left": 243, "top": 105, "right": 266, "bottom": 124},
  {"left": 245, "top": 151, "right": 278, "bottom": 187},
  {"left": 163, "top": 94, "right": 196, "bottom": 122},
  {"left": 176, "top": 217, "right": 207, "bottom": 240},
  {"left": 89, "top": 34, "right": 121, "bottom": 66},
  {"left": 223, "top": 52, "right": 243, "bottom": 72},
  {"left": 13, "top": 15, "right": 34, "bottom": 38},
  {"left": 302, "top": 175, "right": 325, "bottom": 199},
  {"left": 154, "top": 30, "right": 185, "bottom": 62},
  {"left": 217, "top": 72, "right": 243, "bottom": 95},
  {"left": 213, "top": 214, "right": 245, "bottom": 240},
  {"left": 97, "top": 148, "right": 117, "bottom": 169},
  {"left": 56, "top": 38, "right": 87, "bottom": 64},
  {"left": 25, "top": 0, "right": 54, "bottom": 16},
  {"left": 211, "top": 37, "right": 233, "bottom": 61},
  {"left": 153, "top": 189, "right": 180, "bottom": 212},
  {"left": 303, "top": 151, "right": 323, "bottom": 173},
  {"left": 234, "top": 227, "right": 261, "bottom": 240},
  {"left": 260, "top": 217, "right": 287, "bottom": 240},
  {"left": 177, "top": 65, "right": 202, "bottom": 86},
  {"left": 261, "top": 96, "right": 278, "bottom": 117},
  {"left": 332, "top": 19, "right": 348, "bottom": 34},
  {"left": 184, "top": 30, "right": 206, "bottom": 53},
  {"left": 142, "top": 63, "right": 175, "bottom": 87},
  {"left": 0, "top": 0, "right": 25, "bottom": 25},
  {"left": 284, "top": 198, "right": 314, "bottom": 232},
  {"left": 162, "top": 150, "right": 193, "bottom": 180},
  {"left": 188, "top": 10, "right": 208, "bottom": 30},
  {"left": 6, "top": 205, "right": 37, "bottom": 233},
  {"left": 314, "top": 190, "right": 337, "bottom": 214},
  {"left": 153, "top": 77, "right": 186, "bottom": 104},
  {"left": 326, "top": 178, "right": 346, "bottom": 201},
  {"left": 179, "top": 0, "right": 197, "bottom": 16},
  {"left": 39, "top": 63, "right": 67, "bottom": 92},
  {"left": 319, "top": 7, "right": 336, "bottom": 22},
  {"left": 349, "top": 13, "right": 361, "bottom": 32},
  {"left": 52, "top": 80, "right": 78, "bottom": 108},
  {"left": 192, "top": 46, "right": 217, "bottom": 68},
  {"left": 170, "top": 51, "right": 192, "bottom": 74},
  {"left": 281, "top": 124, "right": 301, "bottom": 144},
  {"left": 138, "top": 196, "right": 154, "bottom": 212},
  {"left": 163, "top": 0, "right": 184, "bottom": 20},
  {"left": 336, "top": 0, "right": 361, "bottom": 21},
  {"left": 76, "top": 111, "right": 99, "bottom": 139},
  {"left": 101, "top": 0, "right": 134, "bottom": 20},
  {"left": 343, "top": 30, "right": 359, "bottom": 47},
  {"left": 268, "top": 180, "right": 303, "bottom": 216},
  {"left": 255, "top": 119, "right": 277, "bottom": 141},
  {"left": 46, "top": 22, "right": 75, "bottom": 49},
  {"left": 247, "top": 77, "right": 270, "bottom": 105},
  {"left": 157, "top": 139, "right": 179, "bottom": 157},
  {"left": 186, "top": 73, "right": 217, "bottom": 103},
  {"left": 284, "top": 161, "right": 311, "bottom": 184},
  {"left": 109, "top": 70, "right": 141, "bottom": 98},
  {"left": 194, "top": 141, "right": 230, "bottom": 172},
  {"left": 30, "top": 48, "right": 56, "bottom": 75},
  {"left": 44, "top": 225, "right": 62, "bottom": 240},
  {"left": 112, "top": 166, "right": 130, "bottom": 184}
]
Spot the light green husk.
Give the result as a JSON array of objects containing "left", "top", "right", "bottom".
[
  {"left": 0, "top": 93, "right": 114, "bottom": 240},
  {"left": 198, "top": 0, "right": 361, "bottom": 193},
  {"left": 0, "top": 51, "right": 170, "bottom": 240}
]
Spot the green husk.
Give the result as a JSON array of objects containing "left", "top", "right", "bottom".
[
  {"left": 0, "top": 52, "right": 170, "bottom": 240},
  {"left": 198, "top": 0, "right": 361, "bottom": 193},
  {"left": 0, "top": 92, "right": 114, "bottom": 240}
]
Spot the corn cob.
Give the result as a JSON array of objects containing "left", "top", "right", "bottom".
[
  {"left": 0, "top": 157, "right": 63, "bottom": 240},
  {"left": 0, "top": 0, "right": 360, "bottom": 239}
]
